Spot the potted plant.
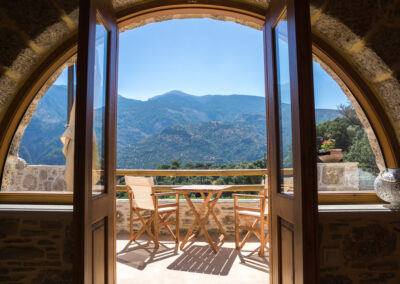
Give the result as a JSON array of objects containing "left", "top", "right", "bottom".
[{"left": 318, "top": 138, "right": 343, "bottom": 163}]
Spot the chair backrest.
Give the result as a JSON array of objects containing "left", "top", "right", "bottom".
[{"left": 125, "top": 176, "right": 154, "bottom": 210}]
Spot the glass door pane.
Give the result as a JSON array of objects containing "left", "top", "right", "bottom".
[
  {"left": 274, "top": 11, "right": 294, "bottom": 196},
  {"left": 92, "top": 13, "right": 108, "bottom": 196}
]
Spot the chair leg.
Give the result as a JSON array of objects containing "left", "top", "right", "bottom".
[
  {"left": 130, "top": 207, "right": 134, "bottom": 242},
  {"left": 259, "top": 215, "right": 265, "bottom": 257},
  {"left": 153, "top": 212, "right": 159, "bottom": 249},
  {"left": 176, "top": 208, "right": 180, "bottom": 243},
  {"left": 235, "top": 209, "right": 239, "bottom": 249},
  {"left": 260, "top": 216, "right": 269, "bottom": 253}
]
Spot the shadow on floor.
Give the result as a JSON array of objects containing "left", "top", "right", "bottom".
[
  {"left": 167, "top": 245, "right": 238, "bottom": 276},
  {"left": 237, "top": 245, "right": 270, "bottom": 273},
  {"left": 117, "top": 240, "right": 179, "bottom": 270}
]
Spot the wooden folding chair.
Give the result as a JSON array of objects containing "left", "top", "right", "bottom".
[
  {"left": 126, "top": 176, "right": 179, "bottom": 248},
  {"left": 233, "top": 192, "right": 268, "bottom": 256}
]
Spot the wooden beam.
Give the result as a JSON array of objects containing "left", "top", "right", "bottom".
[
  {"left": 0, "top": 191, "right": 73, "bottom": 204},
  {"left": 318, "top": 191, "right": 385, "bottom": 205}
]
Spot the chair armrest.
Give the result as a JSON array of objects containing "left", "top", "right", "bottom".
[
  {"left": 158, "top": 202, "right": 179, "bottom": 208},
  {"left": 235, "top": 206, "right": 262, "bottom": 212},
  {"left": 152, "top": 192, "right": 178, "bottom": 197},
  {"left": 232, "top": 194, "right": 266, "bottom": 199},
  {"left": 233, "top": 194, "right": 267, "bottom": 211}
]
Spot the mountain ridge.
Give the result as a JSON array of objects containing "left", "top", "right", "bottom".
[{"left": 19, "top": 85, "right": 342, "bottom": 168}]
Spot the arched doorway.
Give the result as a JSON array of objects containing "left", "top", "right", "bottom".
[{"left": 0, "top": 1, "right": 398, "bottom": 282}]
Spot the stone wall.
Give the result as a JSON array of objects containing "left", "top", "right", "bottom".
[
  {"left": 1, "top": 203, "right": 399, "bottom": 283},
  {"left": 317, "top": 162, "right": 360, "bottom": 191},
  {"left": 2, "top": 0, "right": 400, "bottom": 147},
  {"left": 0, "top": 208, "right": 72, "bottom": 284},
  {"left": 116, "top": 199, "right": 262, "bottom": 236},
  {"left": 1, "top": 161, "right": 66, "bottom": 192},
  {"left": 319, "top": 208, "right": 400, "bottom": 284},
  {"left": 1, "top": 162, "right": 370, "bottom": 192}
]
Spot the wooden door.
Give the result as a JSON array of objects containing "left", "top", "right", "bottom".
[
  {"left": 264, "top": 0, "right": 319, "bottom": 283},
  {"left": 73, "top": 0, "right": 118, "bottom": 283}
]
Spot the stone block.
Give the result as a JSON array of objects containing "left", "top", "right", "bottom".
[
  {"left": 37, "top": 240, "right": 55, "bottom": 245},
  {"left": 22, "top": 174, "right": 37, "bottom": 190},
  {"left": 0, "top": 268, "right": 9, "bottom": 274},
  {"left": 4, "top": 239, "right": 31, "bottom": 244},
  {"left": 23, "top": 219, "right": 38, "bottom": 225},
  {"left": 40, "top": 220, "right": 62, "bottom": 230},
  {"left": 343, "top": 224, "right": 396, "bottom": 262},
  {"left": 31, "top": 270, "right": 72, "bottom": 284},
  {"left": 63, "top": 223, "right": 73, "bottom": 263},
  {"left": 45, "top": 247, "right": 56, "bottom": 252},
  {"left": 0, "top": 28, "right": 26, "bottom": 67},
  {"left": 322, "top": 167, "right": 344, "bottom": 185},
  {"left": 368, "top": 261, "right": 398, "bottom": 271},
  {"left": 23, "top": 261, "right": 62, "bottom": 267},
  {"left": 0, "top": 0, "right": 60, "bottom": 38},
  {"left": 222, "top": 215, "right": 234, "bottom": 225},
  {"left": 21, "top": 230, "right": 48, "bottom": 237},
  {"left": 0, "top": 247, "right": 44, "bottom": 260},
  {"left": 12, "top": 267, "right": 35, "bottom": 272},
  {"left": 7, "top": 261, "right": 21, "bottom": 266},
  {"left": 52, "top": 177, "right": 66, "bottom": 191},
  {"left": 46, "top": 252, "right": 60, "bottom": 260},
  {"left": 39, "top": 169, "right": 47, "bottom": 180},
  {"left": 0, "top": 218, "right": 19, "bottom": 235},
  {"left": 15, "top": 158, "right": 27, "bottom": 170},
  {"left": 318, "top": 163, "right": 359, "bottom": 191},
  {"left": 320, "top": 274, "right": 352, "bottom": 284}
]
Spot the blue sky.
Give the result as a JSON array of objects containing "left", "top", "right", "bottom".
[{"left": 56, "top": 18, "right": 349, "bottom": 109}]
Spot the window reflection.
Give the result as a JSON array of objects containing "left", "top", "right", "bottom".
[
  {"left": 274, "top": 11, "right": 294, "bottom": 195},
  {"left": 92, "top": 15, "right": 109, "bottom": 196},
  {"left": 313, "top": 58, "right": 382, "bottom": 191}
]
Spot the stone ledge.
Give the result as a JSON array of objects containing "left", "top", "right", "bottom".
[
  {"left": 318, "top": 204, "right": 398, "bottom": 214},
  {"left": 0, "top": 204, "right": 73, "bottom": 213}
]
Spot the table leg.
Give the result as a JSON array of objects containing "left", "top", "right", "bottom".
[
  {"left": 193, "top": 191, "right": 226, "bottom": 238},
  {"left": 210, "top": 191, "right": 228, "bottom": 237},
  {"left": 179, "top": 193, "right": 211, "bottom": 250},
  {"left": 195, "top": 193, "right": 217, "bottom": 253}
]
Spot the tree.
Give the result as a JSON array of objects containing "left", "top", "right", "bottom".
[
  {"left": 344, "top": 132, "right": 379, "bottom": 174},
  {"left": 316, "top": 104, "right": 379, "bottom": 175},
  {"left": 316, "top": 118, "right": 351, "bottom": 151},
  {"left": 337, "top": 104, "right": 362, "bottom": 127}
]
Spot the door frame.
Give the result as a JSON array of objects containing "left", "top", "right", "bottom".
[
  {"left": 73, "top": 0, "right": 118, "bottom": 282},
  {"left": 0, "top": 1, "right": 398, "bottom": 283},
  {"left": 265, "top": 0, "right": 319, "bottom": 282}
]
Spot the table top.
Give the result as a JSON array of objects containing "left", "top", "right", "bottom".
[{"left": 172, "top": 185, "right": 232, "bottom": 192}]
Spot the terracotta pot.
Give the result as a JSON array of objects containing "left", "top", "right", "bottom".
[{"left": 318, "top": 149, "right": 343, "bottom": 163}]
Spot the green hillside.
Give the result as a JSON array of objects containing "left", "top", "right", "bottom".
[
  {"left": 118, "top": 121, "right": 266, "bottom": 168},
  {"left": 19, "top": 86, "right": 342, "bottom": 168}
]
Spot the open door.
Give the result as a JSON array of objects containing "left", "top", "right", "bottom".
[
  {"left": 73, "top": 0, "right": 118, "bottom": 283},
  {"left": 264, "top": 0, "right": 319, "bottom": 283}
]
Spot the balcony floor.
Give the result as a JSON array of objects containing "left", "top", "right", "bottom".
[{"left": 117, "top": 233, "right": 270, "bottom": 284}]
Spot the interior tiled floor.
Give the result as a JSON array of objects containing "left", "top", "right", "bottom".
[{"left": 117, "top": 233, "right": 270, "bottom": 284}]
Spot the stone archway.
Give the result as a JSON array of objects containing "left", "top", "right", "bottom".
[{"left": 1, "top": 0, "right": 400, "bottom": 181}]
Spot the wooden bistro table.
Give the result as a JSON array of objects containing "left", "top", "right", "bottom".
[{"left": 172, "top": 185, "right": 232, "bottom": 253}]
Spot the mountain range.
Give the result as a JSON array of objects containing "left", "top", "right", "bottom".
[{"left": 19, "top": 85, "right": 341, "bottom": 168}]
